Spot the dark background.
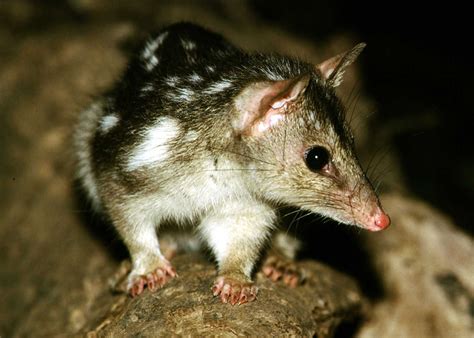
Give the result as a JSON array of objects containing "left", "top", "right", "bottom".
[{"left": 252, "top": 1, "right": 473, "bottom": 235}]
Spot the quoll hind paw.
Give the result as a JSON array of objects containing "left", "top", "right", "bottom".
[
  {"left": 128, "top": 265, "right": 177, "bottom": 297},
  {"left": 262, "top": 255, "right": 304, "bottom": 288},
  {"left": 212, "top": 276, "right": 258, "bottom": 305}
]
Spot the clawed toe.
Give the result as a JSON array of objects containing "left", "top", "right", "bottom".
[
  {"left": 212, "top": 277, "right": 258, "bottom": 305},
  {"left": 128, "top": 265, "right": 177, "bottom": 297},
  {"left": 262, "top": 255, "right": 303, "bottom": 287}
]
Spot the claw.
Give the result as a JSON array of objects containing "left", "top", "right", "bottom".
[
  {"left": 127, "top": 263, "right": 177, "bottom": 297},
  {"left": 248, "top": 286, "right": 258, "bottom": 302},
  {"left": 230, "top": 285, "right": 241, "bottom": 305},
  {"left": 262, "top": 265, "right": 273, "bottom": 277},
  {"left": 262, "top": 254, "right": 303, "bottom": 287},
  {"left": 146, "top": 273, "right": 158, "bottom": 291},
  {"left": 238, "top": 293, "right": 248, "bottom": 305},
  {"left": 212, "top": 277, "right": 258, "bottom": 305},
  {"left": 130, "top": 278, "right": 145, "bottom": 297},
  {"left": 270, "top": 269, "right": 283, "bottom": 281}
]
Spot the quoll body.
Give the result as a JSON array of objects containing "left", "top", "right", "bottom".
[{"left": 75, "top": 22, "right": 390, "bottom": 304}]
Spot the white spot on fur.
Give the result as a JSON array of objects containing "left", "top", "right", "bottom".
[
  {"left": 164, "top": 76, "right": 179, "bottom": 87},
  {"left": 142, "top": 32, "right": 169, "bottom": 71},
  {"left": 206, "top": 65, "right": 215, "bottom": 73},
  {"left": 145, "top": 56, "right": 159, "bottom": 71},
  {"left": 188, "top": 73, "right": 203, "bottom": 83},
  {"left": 309, "top": 112, "right": 321, "bottom": 129},
  {"left": 169, "top": 87, "right": 195, "bottom": 102},
  {"left": 99, "top": 114, "right": 119, "bottom": 133},
  {"left": 127, "top": 117, "right": 179, "bottom": 171},
  {"left": 184, "top": 130, "right": 198, "bottom": 142},
  {"left": 262, "top": 67, "right": 285, "bottom": 81},
  {"left": 204, "top": 80, "right": 233, "bottom": 94},
  {"left": 181, "top": 39, "right": 196, "bottom": 50},
  {"left": 142, "top": 32, "right": 168, "bottom": 59},
  {"left": 142, "top": 84, "right": 154, "bottom": 92},
  {"left": 314, "top": 120, "right": 321, "bottom": 130},
  {"left": 298, "top": 117, "right": 306, "bottom": 127}
]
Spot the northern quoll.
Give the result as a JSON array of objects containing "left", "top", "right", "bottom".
[{"left": 74, "top": 22, "right": 390, "bottom": 305}]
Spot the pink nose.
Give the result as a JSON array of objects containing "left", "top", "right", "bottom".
[{"left": 371, "top": 209, "right": 390, "bottom": 231}]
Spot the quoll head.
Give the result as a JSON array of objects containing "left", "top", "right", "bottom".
[{"left": 233, "top": 43, "right": 390, "bottom": 231}]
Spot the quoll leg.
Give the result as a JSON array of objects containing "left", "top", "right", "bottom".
[
  {"left": 112, "top": 213, "right": 177, "bottom": 297},
  {"left": 200, "top": 201, "right": 276, "bottom": 305}
]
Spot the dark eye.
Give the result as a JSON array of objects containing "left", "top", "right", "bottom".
[{"left": 305, "top": 146, "right": 330, "bottom": 172}]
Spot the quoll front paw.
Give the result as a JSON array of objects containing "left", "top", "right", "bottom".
[
  {"left": 128, "top": 264, "right": 177, "bottom": 297},
  {"left": 262, "top": 255, "right": 304, "bottom": 288},
  {"left": 212, "top": 276, "right": 258, "bottom": 305}
]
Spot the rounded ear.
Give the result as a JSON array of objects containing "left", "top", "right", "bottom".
[
  {"left": 233, "top": 75, "right": 310, "bottom": 136},
  {"left": 317, "top": 42, "right": 366, "bottom": 87}
]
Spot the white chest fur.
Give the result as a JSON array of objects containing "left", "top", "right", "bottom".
[
  {"left": 159, "top": 158, "right": 253, "bottom": 223},
  {"left": 125, "top": 156, "right": 255, "bottom": 230}
]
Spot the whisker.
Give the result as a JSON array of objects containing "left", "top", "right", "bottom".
[
  {"left": 282, "top": 209, "right": 303, "bottom": 218},
  {"left": 366, "top": 144, "right": 392, "bottom": 179},
  {"left": 365, "top": 141, "right": 389, "bottom": 178},
  {"left": 286, "top": 209, "right": 301, "bottom": 234},
  {"left": 207, "top": 146, "right": 276, "bottom": 166},
  {"left": 346, "top": 84, "right": 361, "bottom": 125},
  {"left": 294, "top": 211, "right": 312, "bottom": 223},
  {"left": 202, "top": 168, "right": 277, "bottom": 172}
]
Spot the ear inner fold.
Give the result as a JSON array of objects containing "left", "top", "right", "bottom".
[{"left": 233, "top": 75, "right": 310, "bottom": 136}]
